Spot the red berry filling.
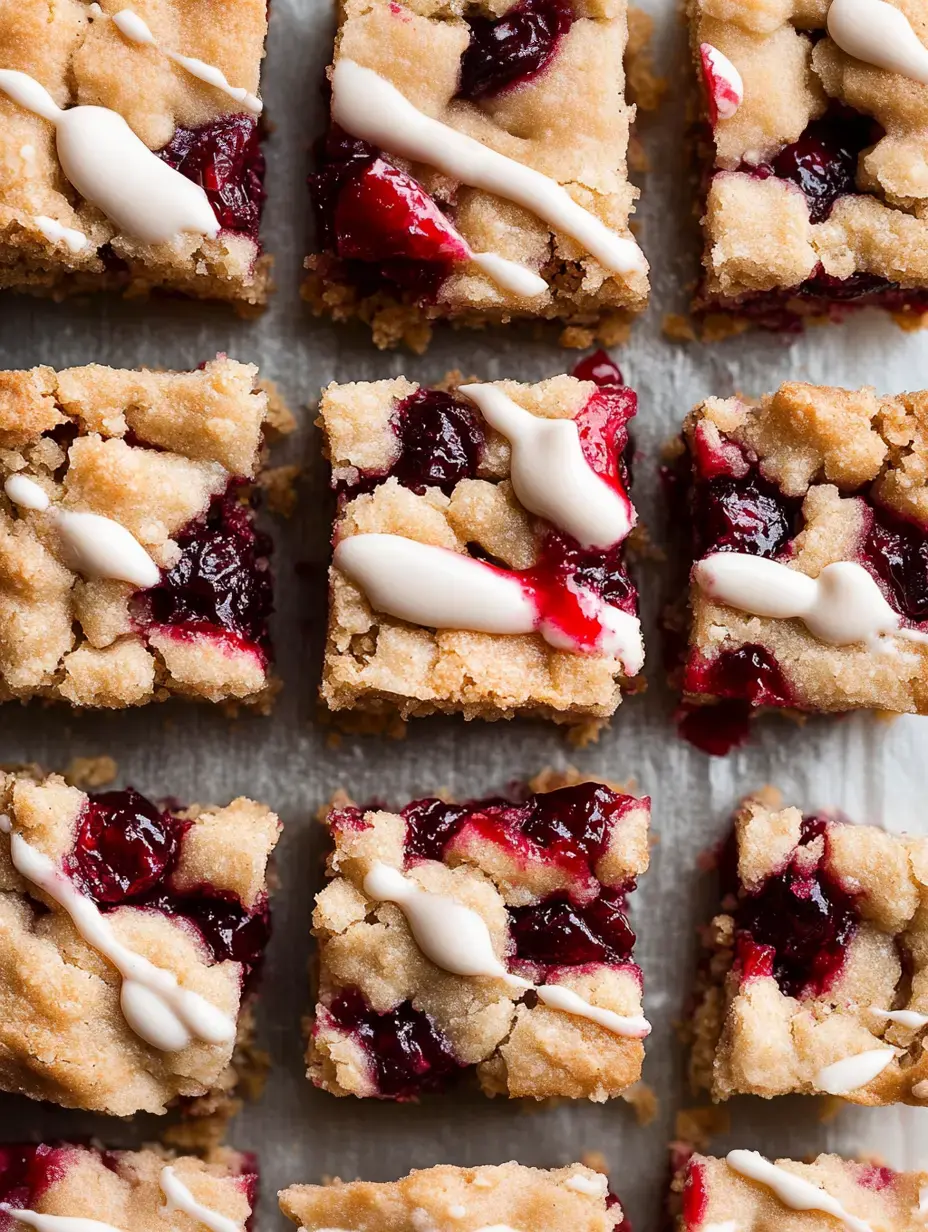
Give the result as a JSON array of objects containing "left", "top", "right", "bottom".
[
  {"left": 681, "top": 1159, "right": 708, "bottom": 1229},
  {"left": 322, "top": 987, "right": 463, "bottom": 1100},
  {"left": 0, "top": 1145, "right": 67, "bottom": 1214},
  {"left": 458, "top": 0, "right": 574, "bottom": 100},
  {"left": 310, "top": 129, "right": 462, "bottom": 302},
  {"left": 509, "top": 888, "right": 635, "bottom": 966},
  {"left": 865, "top": 504, "right": 928, "bottom": 622},
  {"left": 390, "top": 390, "right": 485, "bottom": 494},
  {"left": 730, "top": 816, "right": 860, "bottom": 999},
  {"left": 571, "top": 349, "right": 624, "bottom": 387},
  {"left": 158, "top": 115, "right": 266, "bottom": 243},
  {"left": 692, "top": 469, "right": 800, "bottom": 560},
  {"left": 683, "top": 644, "right": 795, "bottom": 708},
  {"left": 67, "top": 789, "right": 270, "bottom": 979},
  {"left": 138, "top": 484, "right": 273, "bottom": 658}
]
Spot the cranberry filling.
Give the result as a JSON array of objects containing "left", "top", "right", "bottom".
[
  {"left": 458, "top": 0, "right": 574, "bottom": 100},
  {"left": 509, "top": 888, "right": 635, "bottom": 966},
  {"left": 732, "top": 816, "right": 860, "bottom": 998},
  {"left": 764, "top": 107, "right": 882, "bottom": 224},
  {"left": 403, "top": 798, "right": 472, "bottom": 862},
  {"left": 139, "top": 485, "right": 273, "bottom": 656},
  {"left": 324, "top": 987, "right": 463, "bottom": 1099},
  {"left": 865, "top": 504, "right": 928, "bottom": 622},
  {"left": 571, "top": 349, "right": 624, "bottom": 386},
  {"left": 158, "top": 115, "right": 266, "bottom": 242},
  {"left": 675, "top": 700, "right": 755, "bottom": 757},
  {"left": 693, "top": 470, "right": 800, "bottom": 559},
  {"left": 67, "top": 789, "right": 270, "bottom": 978},
  {"left": 681, "top": 1160, "right": 708, "bottom": 1228},
  {"left": 70, "top": 788, "right": 181, "bottom": 904},
  {"left": 390, "top": 390, "right": 485, "bottom": 494},
  {"left": 683, "top": 644, "right": 795, "bottom": 708},
  {"left": 0, "top": 1145, "right": 66, "bottom": 1212}
]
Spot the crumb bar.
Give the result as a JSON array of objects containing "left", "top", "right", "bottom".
[
  {"left": 319, "top": 368, "right": 644, "bottom": 727},
  {"left": 0, "top": 767, "right": 280, "bottom": 1116},
  {"left": 0, "top": 356, "right": 276, "bottom": 709},
  {"left": 282, "top": 1162, "right": 625, "bottom": 1231},
  {"left": 688, "top": 0, "right": 928, "bottom": 332},
  {"left": 305, "top": 0, "right": 649, "bottom": 352},
  {"left": 0, "top": 1143, "right": 256, "bottom": 1230},
  {"left": 690, "top": 790, "right": 928, "bottom": 1105},
  {"left": 307, "top": 772, "right": 650, "bottom": 1102},
  {"left": 0, "top": 0, "right": 269, "bottom": 306},
  {"left": 675, "top": 382, "right": 928, "bottom": 746},
  {"left": 671, "top": 1149, "right": 928, "bottom": 1231}
]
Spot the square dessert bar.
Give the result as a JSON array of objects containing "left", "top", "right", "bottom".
[
  {"left": 0, "top": 0, "right": 268, "bottom": 306},
  {"left": 0, "top": 357, "right": 276, "bottom": 709},
  {"left": 690, "top": 790, "right": 928, "bottom": 1105},
  {"left": 319, "top": 367, "right": 644, "bottom": 726},
  {"left": 0, "top": 1143, "right": 256, "bottom": 1230},
  {"left": 689, "top": 0, "right": 928, "bottom": 331},
  {"left": 671, "top": 1149, "right": 928, "bottom": 1231},
  {"left": 308, "top": 775, "right": 650, "bottom": 1102},
  {"left": 0, "top": 767, "right": 280, "bottom": 1115},
  {"left": 676, "top": 382, "right": 928, "bottom": 737},
  {"left": 282, "top": 1163, "right": 625, "bottom": 1232},
  {"left": 306, "top": 0, "right": 649, "bottom": 352}
]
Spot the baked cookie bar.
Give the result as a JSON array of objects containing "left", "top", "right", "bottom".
[
  {"left": 282, "top": 1163, "right": 625, "bottom": 1232},
  {"left": 0, "top": 767, "right": 280, "bottom": 1116},
  {"left": 670, "top": 1149, "right": 928, "bottom": 1231},
  {"left": 306, "top": 0, "right": 649, "bottom": 351},
  {"left": 691, "top": 790, "right": 928, "bottom": 1105},
  {"left": 319, "top": 367, "right": 644, "bottom": 726},
  {"left": 308, "top": 775, "right": 650, "bottom": 1102},
  {"left": 0, "top": 0, "right": 268, "bottom": 305},
  {"left": 0, "top": 1143, "right": 256, "bottom": 1231},
  {"left": 689, "top": 0, "right": 928, "bottom": 331},
  {"left": 0, "top": 357, "right": 276, "bottom": 709},
  {"left": 675, "top": 382, "right": 928, "bottom": 743}
]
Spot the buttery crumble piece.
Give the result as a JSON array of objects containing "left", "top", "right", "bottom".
[
  {"left": 688, "top": 0, "right": 928, "bottom": 332},
  {"left": 305, "top": 0, "right": 649, "bottom": 351},
  {"left": 0, "top": 1143, "right": 256, "bottom": 1230},
  {"left": 0, "top": 767, "right": 280, "bottom": 1116},
  {"left": 0, "top": 0, "right": 269, "bottom": 306},
  {"left": 691, "top": 790, "right": 928, "bottom": 1106},
  {"left": 319, "top": 368, "right": 644, "bottom": 726},
  {"left": 281, "top": 1162, "right": 626, "bottom": 1231},
  {"left": 307, "top": 777, "right": 650, "bottom": 1102},
  {"left": 670, "top": 1149, "right": 928, "bottom": 1231},
  {"left": 674, "top": 381, "right": 928, "bottom": 750},
  {"left": 0, "top": 356, "right": 277, "bottom": 710}
]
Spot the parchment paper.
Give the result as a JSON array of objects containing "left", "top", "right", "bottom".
[{"left": 2, "top": 0, "right": 928, "bottom": 1225}]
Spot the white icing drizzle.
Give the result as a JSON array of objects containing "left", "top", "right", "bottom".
[
  {"left": 109, "top": 8, "right": 262, "bottom": 115},
  {"left": 700, "top": 43, "right": 744, "bottom": 119},
  {"left": 34, "top": 215, "right": 87, "bottom": 253},
  {"left": 0, "top": 817, "right": 235, "bottom": 1053},
  {"left": 467, "top": 251, "right": 547, "bottom": 298},
  {"left": 919, "top": 1184, "right": 928, "bottom": 1218},
  {"left": 870, "top": 1006, "right": 928, "bottom": 1029},
  {"left": 693, "top": 553, "right": 928, "bottom": 648},
  {"left": 333, "top": 534, "right": 644, "bottom": 672},
  {"left": 4, "top": 474, "right": 160, "bottom": 588},
  {"left": 827, "top": 0, "right": 928, "bottom": 85},
  {"left": 330, "top": 59, "right": 647, "bottom": 277},
  {"left": 362, "top": 861, "right": 651, "bottom": 1039},
  {"left": 815, "top": 1047, "right": 895, "bottom": 1094},
  {"left": 0, "top": 69, "right": 219, "bottom": 244},
  {"left": 447, "top": 1206, "right": 468, "bottom": 1219},
  {"left": 564, "top": 1174, "right": 608, "bottom": 1197},
  {"left": 726, "top": 1151, "right": 874, "bottom": 1232},
  {"left": 458, "top": 384, "right": 634, "bottom": 550},
  {"left": 912, "top": 1079, "right": 928, "bottom": 1099},
  {"left": 0, "top": 1207, "right": 122, "bottom": 1232},
  {"left": 159, "top": 1166, "right": 243, "bottom": 1232}
]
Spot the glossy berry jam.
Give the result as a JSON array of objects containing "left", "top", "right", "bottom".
[
  {"left": 324, "top": 987, "right": 462, "bottom": 1099},
  {"left": 390, "top": 390, "right": 485, "bottom": 493},
  {"left": 571, "top": 349, "right": 624, "bottom": 386},
  {"left": 734, "top": 816, "right": 859, "bottom": 998},
  {"left": 693, "top": 471, "right": 799, "bottom": 559},
  {"left": 403, "top": 798, "right": 472, "bottom": 861},
  {"left": 675, "top": 700, "right": 754, "bottom": 757},
  {"left": 519, "top": 781, "right": 633, "bottom": 862},
  {"left": 159, "top": 115, "right": 266, "bottom": 242},
  {"left": 70, "top": 789, "right": 181, "bottom": 904},
  {"left": 509, "top": 888, "right": 635, "bottom": 966},
  {"left": 140, "top": 485, "right": 273, "bottom": 655},
  {"left": 0, "top": 1145, "right": 66, "bottom": 1211},
  {"left": 683, "top": 644, "right": 795, "bottom": 708},
  {"left": 765, "top": 107, "right": 882, "bottom": 224},
  {"left": 458, "top": 0, "right": 574, "bottom": 99},
  {"left": 139, "top": 891, "right": 270, "bottom": 976},
  {"left": 681, "top": 1160, "right": 708, "bottom": 1228},
  {"left": 865, "top": 504, "right": 928, "bottom": 622}
]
